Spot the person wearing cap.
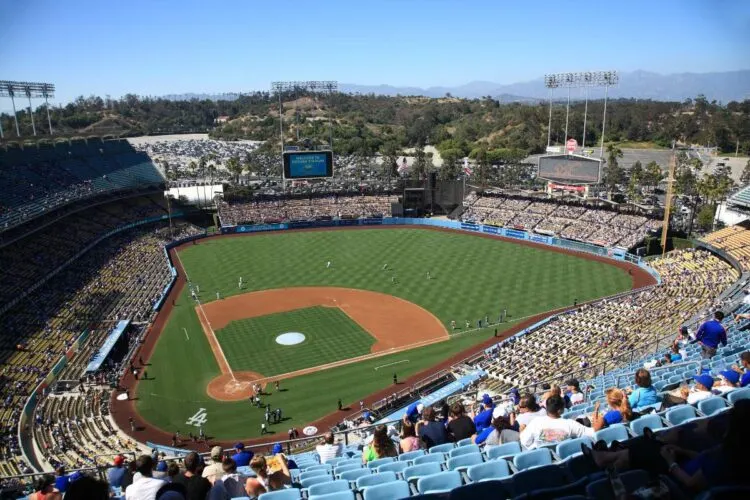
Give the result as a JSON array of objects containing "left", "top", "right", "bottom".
[
  {"left": 107, "top": 455, "right": 128, "bottom": 489},
  {"left": 173, "top": 452, "right": 211, "bottom": 500},
  {"left": 124, "top": 455, "right": 165, "bottom": 500},
  {"left": 714, "top": 370, "right": 740, "bottom": 395},
  {"left": 474, "top": 405, "right": 520, "bottom": 446},
  {"left": 691, "top": 311, "right": 727, "bottom": 359},
  {"left": 153, "top": 461, "right": 169, "bottom": 480},
  {"left": 508, "top": 388, "right": 521, "bottom": 406},
  {"left": 730, "top": 351, "right": 750, "bottom": 387},
  {"left": 566, "top": 380, "right": 584, "bottom": 406},
  {"left": 681, "top": 375, "right": 715, "bottom": 404},
  {"left": 315, "top": 432, "right": 342, "bottom": 464},
  {"left": 201, "top": 446, "right": 225, "bottom": 484},
  {"left": 231, "top": 443, "right": 254, "bottom": 467}
]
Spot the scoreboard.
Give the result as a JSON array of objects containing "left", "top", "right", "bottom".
[
  {"left": 283, "top": 150, "right": 334, "bottom": 179},
  {"left": 537, "top": 154, "right": 602, "bottom": 184}
]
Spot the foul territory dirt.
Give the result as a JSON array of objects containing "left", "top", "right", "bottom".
[
  {"left": 199, "top": 287, "right": 449, "bottom": 401},
  {"left": 110, "top": 225, "right": 655, "bottom": 449}
]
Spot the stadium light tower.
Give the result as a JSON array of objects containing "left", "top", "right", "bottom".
[
  {"left": 0, "top": 80, "right": 56, "bottom": 138},
  {"left": 543, "top": 71, "right": 618, "bottom": 158}
]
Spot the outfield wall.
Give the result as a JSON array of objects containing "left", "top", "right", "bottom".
[{"left": 219, "top": 217, "right": 661, "bottom": 284}]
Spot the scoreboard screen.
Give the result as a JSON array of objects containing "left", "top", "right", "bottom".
[
  {"left": 537, "top": 154, "right": 602, "bottom": 184},
  {"left": 283, "top": 151, "right": 333, "bottom": 179}
]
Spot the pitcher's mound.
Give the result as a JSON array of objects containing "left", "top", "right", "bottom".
[{"left": 206, "top": 371, "right": 264, "bottom": 401}]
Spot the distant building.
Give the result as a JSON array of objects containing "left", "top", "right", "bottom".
[{"left": 214, "top": 115, "right": 230, "bottom": 124}]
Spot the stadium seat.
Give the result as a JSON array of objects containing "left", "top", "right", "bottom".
[
  {"left": 326, "top": 457, "right": 345, "bottom": 467},
  {"left": 446, "top": 452, "right": 483, "bottom": 472},
  {"left": 456, "top": 438, "right": 474, "bottom": 447},
  {"left": 259, "top": 488, "right": 302, "bottom": 500},
  {"left": 299, "top": 469, "right": 329, "bottom": 482},
  {"left": 308, "top": 492, "right": 354, "bottom": 500},
  {"left": 305, "top": 464, "right": 333, "bottom": 473},
  {"left": 586, "top": 470, "right": 650, "bottom": 499},
  {"left": 336, "top": 458, "right": 361, "bottom": 469},
  {"left": 484, "top": 441, "right": 521, "bottom": 460},
  {"left": 307, "top": 480, "right": 351, "bottom": 497},
  {"left": 417, "top": 470, "right": 462, "bottom": 494},
  {"left": 629, "top": 414, "right": 665, "bottom": 436},
  {"left": 398, "top": 450, "right": 425, "bottom": 462},
  {"left": 510, "top": 464, "right": 569, "bottom": 496},
  {"left": 447, "top": 480, "right": 513, "bottom": 500},
  {"left": 466, "top": 459, "right": 511, "bottom": 482},
  {"left": 698, "top": 396, "right": 730, "bottom": 416},
  {"left": 594, "top": 424, "right": 630, "bottom": 446},
  {"left": 376, "top": 461, "right": 409, "bottom": 476},
  {"left": 403, "top": 462, "right": 443, "bottom": 484},
  {"left": 728, "top": 387, "right": 750, "bottom": 405},
  {"left": 556, "top": 437, "right": 594, "bottom": 460},
  {"left": 665, "top": 405, "right": 699, "bottom": 426},
  {"left": 428, "top": 443, "right": 455, "bottom": 454},
  {"left": 356, "top": 471, "right": 398, "bottom": 490},
  {"left": 339, "top": 468, "right": 371, "bottom": 483},
  {"left": 413, "top": 454, "right": 445, "bottom": 466},
  {"left": 448, "top": 444, "right": 480, "bottom": 458},
  {"left": 362, "top": 480, "right": 410, "bottom": 500},
  {"left": 513, "top": 448, "right": 553, "bottom": 471},
  {"left": 366, "top": 456, "right": 395, "bottom": 469},
  {"left": 334, "top": 463, "right": 361, "bottom": 477},
  {"left": 301, "top": 475, "right": 334, "bottom": 488}
]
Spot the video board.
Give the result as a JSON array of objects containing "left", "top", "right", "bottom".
[
  {"left": 283, "top": 151, "right": 333, "bottom": 179},
  {"left": 537, "top": 154, "right": 602, "bottom": 184}
]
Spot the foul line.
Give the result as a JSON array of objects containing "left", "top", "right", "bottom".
[
  {"left": 374, "top": 359, "right": 409, "bottom": 370},
  {"left": 174, "top": 250, "right": 236, "bottom": 382},
  {"left": 183, "top": 328, "right": 190, "bottom": 341}
]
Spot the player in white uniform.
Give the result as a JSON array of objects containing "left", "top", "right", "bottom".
[
  {"left": 327, "top": 261, "right": 332, "bottom": 269},
  {"left": 382, "top": 263, "right": 388, "bottom": 270},
  {"left": 238, "top": 277, "right": 243, "bottom": 288},
  {"left": 216, "top": 291, "right": 220, "bottom": 300}
]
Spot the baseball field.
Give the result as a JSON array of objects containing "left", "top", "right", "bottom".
[{"left": 126, "top": 227, "right": 642, "bottom": 443}]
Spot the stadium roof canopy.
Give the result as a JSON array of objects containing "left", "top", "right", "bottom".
[{"left": 727, "top": 184, "right": 750, "bottom": 213}]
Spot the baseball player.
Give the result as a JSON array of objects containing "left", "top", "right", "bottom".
[
  {"left": 391, "top": 276, "right": 396, "bottom": 284},
  {"left": 196, "top": 285, "right": 200, "bottom": 294},
  {"left": 382, "top": 263, "right": 388, "bottom": 270},
  {"left": 238, "top": 276, "right": 243, "bottom": 288},
  {"left": 451, "top": 320, "right": 456, "bottom": 330},
  {"left": 327, "top": 261, "right": 332, "bottom": 269},
  {"left": 426, "top": 271, "right": 431, "bottom": 280},
  {"left": 216, "top": 291, "right": 220, "bottom": 300}
]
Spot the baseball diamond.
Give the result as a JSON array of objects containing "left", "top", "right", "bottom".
[{"left": 114, "top": 226, "right": 651, "bottom": 444}]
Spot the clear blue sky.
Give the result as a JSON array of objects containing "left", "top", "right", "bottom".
[{"left": 0, "top": 0, "right": 748, "bottom": 105}]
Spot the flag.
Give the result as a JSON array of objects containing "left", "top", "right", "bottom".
[
  {"left": 463, "top": 157, "right": 473, "bottom": 176},
  {"left": 397, "top": 157, "right": 409, "bottom": 174}
]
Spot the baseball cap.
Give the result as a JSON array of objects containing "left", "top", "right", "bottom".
[
  {"left": 693, "top": 374, "right": 714, "bottom": 389},
  {"left": 211, "top": 446, "right": 223, "bottom": 459},
  {"left": 720, "top": 370, "right": 740, "bottom": 385},
  {"left": 68, "top": 471, "right": 84, "bottom": 483},
  {"left": 272, "top": 443, "right": 283, "bottom": 454},
  {"left": 492, "top": 405, "right": 508, "bottom": 419},
  {"left": 416, "top": 403, "right": 424, "bottom": 413},
  {"left": 156, "top": 461, "right": 168, "bottom": 472},
  {"left": 113, "top": 455, "right": 125, "bottom": 466},
  {"left": 234, "top": 442, "right": 245, "bottom": 450}
]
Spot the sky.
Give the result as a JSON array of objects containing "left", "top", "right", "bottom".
[{"left": 0, "top": 0, "right": 748, "bottom": 106}]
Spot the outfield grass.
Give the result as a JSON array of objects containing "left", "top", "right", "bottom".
[
  {"left": 137, "top": 228, "right": 632, "bottom": 439},
  {"left": 219, "top": 306, "right": 375, "bottom": 375}
]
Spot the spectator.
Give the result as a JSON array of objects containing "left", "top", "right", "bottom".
[
  {"left": 515, "top": 394, "right": 546, "bottom": 431},
  {"left": 153, "top": 462, "right": 169, "bottom": 480},
  {"left": 214, "top": 457, "right": 250, "bottom": 499},
  {"left": 730, "top": 351, "right": 750, "bottom": 387},
  {"left": 592, "top": 388, "right": 633, "bottom": 430},
  {"left": 626, "top": 369, "right": 661, "bottom": 409},
  {"left": 670, "top": 343, "right": 683, "bottom": 362},
  {"left": 472, "top": 401, "right": 494, "bottom": 433},
  {"left": 405, "top": 402, "right": 423, "bottom": 424},
  {"left": 246, "top": 454, "right": 291, "bottom": 497},
  {"left": 692, "top": 311, "right": 727, "bottom": 359},
  {"left": 714, "top": 370, "right": 740, "bottom": 395},
  {"left": 520, "top": 395, "right": 595, "bottom": 449},
  {"left": 108, "top": 455, "right": 128, "bottom": 488},
  {"left": 201, "top": 446, "right": 225, "bottom": 484},
  {"left": 124, "top": 455, "right": 165, "bottom": 500},
  {"left": 315, "top": 433, "right": 342, "bottom": 464},
  {"left": 166, "top": 462, "right": 181, "bottom": 483},
  {"left": 417, "top": 407, "right": 450, "bottom": 450},
  {"left": 682, "top": 375, "right": 715, "bottom": 404},
  {"left": 231, "top": 443, "right": 253, "bottom": 467},
  {"left": 64, "top": 475, "right": 110, "bottom": 500},
  {"left": 399, "top": 418, "right": 421, "bottom": 453},
  {"left": 54, "top": 466, "right": 69, "bottom": 493},
  {"left": 362, "top": 425, "right": 398, "bottom": 463},
  {"left": 446, "top": 402, "right": 476, "bottom": 442},
  {"left": 475, "top": 407, "right": 520, "bottom": 446},
  {"left": 28, "top": 475, "right": 61, "bottom": 500},
  {"left": 173, "top": 452, "right": 211, "bottom": 500},
  {"left": 566, "top": 379, "right": 585, "bottom": 405}
]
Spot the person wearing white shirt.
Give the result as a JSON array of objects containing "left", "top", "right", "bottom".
[
  {"left": 125, "top": 456, "right": 165, "bottom": 500},
  {"left": 683, "top": 375, "right": 715, "bottom": 405},
  {"left": 515, "top": 394, "right": 547, "bottom": 431},
  {"left": 520, "top": 395, "right": 595, "bottom": 450},
  {"left": 315, "top": 433, "right": 343, "bottom": 464}
]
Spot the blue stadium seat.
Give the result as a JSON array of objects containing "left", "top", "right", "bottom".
[
  {"left": 299, "top": 469, "right": 329, "bottom": 482},
  {"left": 428, "top": 443, "right": 455, "bottom": 454},
  {"left": 307, "top": 480, "right": 351, "bottom": 497},
  {"left": 466, "top": 459, "right": 511, "bottom": 482},
  {"left": 326, "top": 457, "right": 346, "bottom": 467},
  {"left": 305, "top": 464, "right": 333, "bottom": 473},
  {"left": 336, "top": 458, "right": 362, "bottom": 469},
  {"left": 259, "top": 488, "right": 302, "bottom": 500},
  {"left": 301, "top": 475, "right": 334, "bottom": 488},
  {"left": 510, "top": 464, "right": 569, "bottom": 497},
  {"left": 339, "top": 469, "right": 371, "bottom": 483},
  {"left": 665, "top": 405, "right": 699, "bottom": 426},
  {"left": 366, "top": 457, "right": 395, "bottom": 469},
  {"left": 356, "top": 471, "right": 398, "bottom": 490},
  {"left": 398, "top": 450, "right": 425, "bottom": 462},
  {"left": 413, "top": 454, "right": 445, "bottom": 466},
  {"left": 556, "top": 437, "right": 594, "bottom": 460},
  {"left": 698, "top": 396, "right": 730, "bottom": 416},
  {"left": 586, "top": 470, "right": 650, "bottom": 499},
  {"left": 446, "top": 452, "right": 483, "bottom": 472},
  {"left": 448, "top": 444, "right": 480, "bottom": 458},
  {"left": 403, "top": 462, "right": 443, "bottom": 484},
  {"left": 376, "top": 461, "right": 409, "bottom": 476},
  {"left": 362, "top": 480, "right": 410, "bottom": 500},
  {"left": 334, "top": 463, "right": 361, "bottom": 477},
  {"left": 594, "top": 424, "right": 630, "bottom": 446},
  {"left": 484, "top": 441, "right": 521, "bottom": 460},
  {"left": 308, "top": 492, "right": 354, "bottom": 500},
  {"left": 417, "top": 470, "right": 462, "bottom": 494},
  {"left": 456, "top": 438, "right": 474, "bottom": 447},
  {"left": 629, "top": 414, "right": 665, "bottom": 436},
  {"left": 513, "top": 448, "right": 553, "bottom": 471},
  {"left": 728, "top": 387, "right": 750, "bottom": 405}
]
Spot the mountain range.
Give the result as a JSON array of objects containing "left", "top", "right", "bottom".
[{"left": 161, "top": 70, "right": 750, "bottom": 103}]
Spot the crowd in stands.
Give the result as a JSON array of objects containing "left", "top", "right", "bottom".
[
  {"left": 702, "top": 222, "right": 750, "bottom": 271},
  {"left": 218, "top": 194, "right": 395, "bottom": 225},
  {"left": 462, "top": 193, "right": 662, "bottom": 249},
  {"left": 0, "top": 139, "right": 164, "bottom": 230}
]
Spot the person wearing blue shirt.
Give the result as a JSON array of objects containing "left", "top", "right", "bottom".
[
  {"left": 626, "top": 368, "right": 661, "bottom": 409},
  {"left": 231, "top": 443, "right": 254, "bottom": 467},
  {"left": 405, "top": 402, "right": 423, "bottom": 423},
  {"left": 692, "top": 311, "right": 727, "bottom": 359},
  {"left": 54, "top": 467, "right": 69, "bottom": 493},
  {"left": 731, "top": 351, "right": 750, "bottom": 387},
  {"left": 473, "top": 405, "right": 494, "bottom": 433},
  {"left": 592, "top": 388, "right": 632, "bottom": 431},
  {"left": 107, "top": 455, "right": 127, "bottom": 488}
]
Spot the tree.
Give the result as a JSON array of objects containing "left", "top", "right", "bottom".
[
  {"left": 740, "top": 159, "right": 750, "bottom": 186},
  {"left": 627, "top": 161, "right": 644, "bottom": 203},
  {"left": 226, "top": 156, "right": 243, "bottom": 183},
  {"left": 439, "top": 149, "right": 461, "bottom": 180},
  {"left": 696, "top": 204, "right": 716, "bottom": 231},
  {"left": 380, "top": 142, "right": 400, "bottom": 185},
  {"left": 603, "top": 144, "right": 625, "bottom": 197},
  {"left": 411, "top": 144, "right": 428, "bottom": 180},
  {"left": 644, "top": 161, "right": 663, "bottom": 190},
  {"left": 470, "top": 145, "right": 491, "bottom": 186}
]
